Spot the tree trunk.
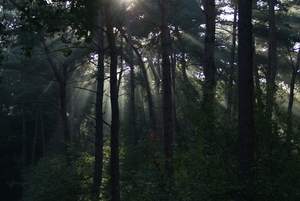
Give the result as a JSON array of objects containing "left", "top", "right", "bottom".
[
  {"left": 227, "top": 4, "right": 237, "bottom": 115},
  {"left": 287, "top": 49, "right": 300, "bottom": 148},
  {"left": 118, "top": 25, "right": 157, "bottom": 134},
  {"left": 39, "top": 104, "right": 45, "bottom": 157},
  {"left": 159, "top": 0, "right": 174, "bottom": 180},
  {"left": 21, "top": 107, "right": 27, "bottom": 197},
  {"left": 201, "top": 0, "right": 216, "bottom": 148},
  {"left": 202, "top": 0, "right": 216, "bottom": 107},
  {"left": 31, "top": 105, "right": 39, "bottom": 164},
  {"left": 58, "top": 65, "right": 71, "bottom": 166},
  {"left": 135, "top": 49, "right": 157, "bottom": 134},
  {"left": 93, "top": 6, "right": 105, "bottom": 197},
  {"left": 237, "top": 0, "right": 254, "bottom": 200},
  {"left": 126, "top": 8, "right": 136, "bottom": 145},
  {"left": 253, "top": 37, "right": 263, "bottom": 108},
  {"left": 148, "top": 54, "right": 163, "bottom": 135},
  {"left": 174, "top": 25, "right": 194, "bottom": 145},
  {"left": 105, "top": 0, "right": 120, "bottom": 200},
  {"left": 39, "top": 34, "right": 71, "bottom": 166},
  {"left": 171, "top": 54, "right": 177, "bottom": 139},
  {"left": 266, "top": 0, "right": 277, "bottom": 123}
]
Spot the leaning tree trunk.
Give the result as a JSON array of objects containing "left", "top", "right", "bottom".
[
  {"left": 117, "top": 25, "right": 157, "bottom": 134},
  {"left": 174, "top": 25, "right": 194, "bottom": 144},
  {"left": 286, "top": 48, "right": 300, "bottom": 150},
  {"left": 133, "top": 46, "right": 157, "bottom": 134},
  {"left": 105, "top": 0, "right": 120, "bottom": 200},
  {"left": 39, "top": 34, "right": 71, "bottom": 166},
  {"left": 237, "top": 0, "right": 254, "bottom": 200},
  {"left": 93, "top": 6, "right": 105, "bottom": 197}
]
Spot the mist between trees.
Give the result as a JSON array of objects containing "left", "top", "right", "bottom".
[{"left": 1, "top": 0, "right": 300, "bottom": 200}]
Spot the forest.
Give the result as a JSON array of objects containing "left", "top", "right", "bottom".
[{"left": 1, "top": 0, "right": 300, "bottom": 200}]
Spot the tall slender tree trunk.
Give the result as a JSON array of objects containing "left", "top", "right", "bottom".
[
  {"left": 70, "top": 84, "right": 76, "bottom": 143},
  {"left": 237, "top": 0, "right": 254, "bottom": 199},
  {"left": 253, "top": 37, "right": 263, "bottom": 108},
  {"left": 31, "top": 105, "right": 39, "bottom": 164},
  {"left": 171, "top": 54, "right": 177, "bottom": 137},
  {"left": 126, "top": 8, "right": 136, "bottom": 145},
  {"left": 22, "top": 107, "right": 27, "bottom": 168},
  {"left": 227, "top": 4, "right": 237, "bottom": 115},
  {"left": 202, "top": 0, "right": 216, "bottom": 107},
  {"left": 133, "top": 46, "right": 157, "bottom": 133},
  {"left": 201, "top": 0, "right": 216, "bottom": 147},
  {"left": 266, "top": 0, "right": 277, "bottom": 123},
  {"left": 174, "top": 25, "right": 189, "bottom": 86},
  {"left": 58, "top": 65, "right": 71, "bottom": 166},
  {"left": 148, "top": 54, "right": 163, "bottom": 135},
  {"left": 159, "top": 0, "right": 174, "bottom": 180},
  {"left": 105, "top": 1, "right": 120, "bottom": 200},
  {"left": 39, "top": 104, "right": 45, "bottom": 157},
  {"left": 174, "top": 25, "right": 194, "bottom": 144},
  {"left": 93, "top": 5, "right": 105, "bottom": 197},
  {"left": 21, "top": 107, "right": 27, "bottom": 197},
  {"left": 117, "top": 25, "right": 157, "bottom": 134}
]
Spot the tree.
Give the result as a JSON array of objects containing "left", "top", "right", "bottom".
[
  {"left": 201, "top": 0, "right": 216, "bottom": 149},
  {"left": 237, "top": 0, "right": 254, "bottom": 199},
  {"left": 265, "top": 0, "right": 278, "bottom": 132},
  {"left": 159, "top": 0, "right": 174, "bottom": 181},
  {"left": 202, "top": 0, "right": 216, "bottom": 108},
  {"left": 93, "top": 3, "right": 105, "bottom": 197},
  {"left": 104, "top": 0, "right": 120, "bottom": 200},
  {"left": 125, "top": 1, "right": 137, "bottom": 145},
  {"left": 227, "top": 2, "right": 238, "bottom": 116}
]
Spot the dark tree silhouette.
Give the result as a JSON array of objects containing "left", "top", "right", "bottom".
[
  {"left": 105, "top": 0, "right": 120, "bottom": 200},
  {"left": 238, "top": 0, "right": 254, "bottom": 199}
]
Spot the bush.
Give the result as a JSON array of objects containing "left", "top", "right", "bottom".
[{"left": 22, "top": 153, "right": 93, "bottom": 201}]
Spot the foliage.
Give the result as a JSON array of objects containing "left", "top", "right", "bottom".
[{"left": 22, "top": 153, "right": 94, "bottom": 201}]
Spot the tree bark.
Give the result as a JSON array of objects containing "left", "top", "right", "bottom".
[
  {"left": 159, "top": 0, "right": 174, "bottom": 180},
  {"left": 21, "top": 107, "right": 27, "bottom": 197},
  {"left": 174, "top": 25, "right": 194, "bottom": 144},
  {"left": 39, "top": 104, "right": 45, "bottom": 157},
  {"left": 31, "top": 105, "right": 39, "bottom": 164},
  {"left": 227, "top": 4, "right": 237, "bottom": 115},
  {"left": 126, "top": 8, "right": 136, "bottom": 145},
  {"left": 93, "top": 5, "right": 105, "bottom": 197},
  {"left": 237, "top": 0, "right": 254, "bottom": 200},
  {"left": 117, "top": 26, "right": 157, "bottom": 134},
  {"left": 286, "top": 49, "right": 300, "bottom": 148},
  {"left": 135, "top": 48, "right": 157, "bottom": 134},
  {"left": 201, "top": 0, "right": 216, "bottom": 148},
  {"left": 105, "top": 1, "right": 120, "bottom": 200},
  {"left": 148, "top": 54, "right": 163, "bottom": 135},
  {"left": 202, "top": 0, "right": 216, "bottom": 108},
  {"left": 266, "top": 0, "right": 277, "bottom": 123},
  {"left": 39, "top": 34, "right": 71, "bottom": 166},
  {"left": 253, "top": 37, "right": 263, "bottom": 108}
]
